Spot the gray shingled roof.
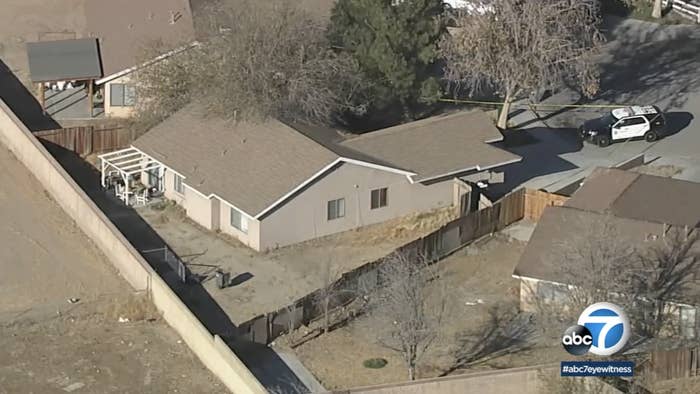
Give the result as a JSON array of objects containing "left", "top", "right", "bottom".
[
  {"left": 566, "top": 167, "right": 700, "bottom": 227},
  {"left": 340, "top": 111, "right": 521, "bottom": 181},
  {"left": 133, "top": 106, "right": 520, "bottom": 216},
  {"left": 26, "top": 38, "right": 102, "bottom": 82},
  {"left": 85, "top": 0, "right": 195, "bottom": 76},
  {"left": 133, "top": 105, "right": 338, "bottom": 216}
]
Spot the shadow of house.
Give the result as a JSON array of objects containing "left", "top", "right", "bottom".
[
  {"left": 0, "top": 59, "right": 59, "bottom": 131},
  {"left": 484, "top": 127, "right": 582, "bottom": 200}
]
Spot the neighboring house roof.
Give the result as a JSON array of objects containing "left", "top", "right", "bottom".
[
  {"left": 566, "top": 167, "right": 700, "bottom": 227},
  {"left": 85, "top": 0, "right": 195, "bottom": 77},
  {"left": 26, "top": 38, "right": 102, "bottom": 82},
  {"left": 133, "top": 106, "right": 519, "bottom": 218},
  {"left": 514, "top": 167, "right": 700, "bottom": 304},
  {"left": 340, "top": 111, "right": 521, "bottom": 182},
  {"left": 513, "top": 206, "right": 664, "bottom": 284}
]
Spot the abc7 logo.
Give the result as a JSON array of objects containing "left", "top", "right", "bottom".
[{"left": 562, "top": 302, "right": 630, "bottom": 356}]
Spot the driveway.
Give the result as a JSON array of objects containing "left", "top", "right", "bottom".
[{"left": 489, "top": 17, "right": 700, "bottom": 197}]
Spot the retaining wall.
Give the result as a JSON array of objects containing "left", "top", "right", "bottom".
[{"left": 0, "top": 98, "right": 266, "bottom": 394}]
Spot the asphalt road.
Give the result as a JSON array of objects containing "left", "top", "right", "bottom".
[{"left": 488, "top": 17, "right": 700, "bottom": 198}]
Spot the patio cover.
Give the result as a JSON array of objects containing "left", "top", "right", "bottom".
[{"left": 26, "top": 38, "right": 102, "bottom": 83}]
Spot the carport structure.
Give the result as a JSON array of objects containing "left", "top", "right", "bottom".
[
  {"left": 99, "top": 147, "right": 164, "bottom": 206},
  {"left": 26, "top": 38, "right": 103, "bottom": 117}
]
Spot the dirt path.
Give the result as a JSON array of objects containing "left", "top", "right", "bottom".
[{"left": 0, "top": 146, "right": 224, "bottom": 393}]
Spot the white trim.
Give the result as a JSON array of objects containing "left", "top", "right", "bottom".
[
  {"left": 95, "top": 41, "right": 200, "bottom": 85},
  {"left": 253, "top": 158, "right": 344, "bottom": 219},
  {"left": 254, "top": 157, "right": 415, "bottom": 219},
  {"left": 98, "top": 146, "right": 137, "bottom": 159},
  {"left": 479, "top": 157, "right": 522, "bottom": 171}
]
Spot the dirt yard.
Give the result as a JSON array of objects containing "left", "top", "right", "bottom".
[
  {"left": 136, "top": 201, "right": 455, "bottom": 325},
  {"left": 0, "top": 146, "right": 224, "bottom": 393},
  {"left": 283, "top": 232, "right": 567, "bottom": 390},
  {"left": 0, "top": 0, "right": 87, "bottom": 85}
]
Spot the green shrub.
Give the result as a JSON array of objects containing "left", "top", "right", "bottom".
[{"left": 363, "top": 358, "right": 388, "bottom": 369}]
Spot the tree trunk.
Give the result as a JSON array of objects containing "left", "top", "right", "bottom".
[
  {"left": 497, "top": 92, "right": 513, "bottom": 129},
  {"left": 652, "top": 0, "right": 663, "bottom": 19},
  {"left": 324, "top": 298, "right": 330, "bottom": 333},
  {"left": 408, "top": 364, "right": 415, "bottom": 381}
]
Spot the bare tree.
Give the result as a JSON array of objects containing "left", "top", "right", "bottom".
[
  {"left": 531, "top": 216, "right": 700, "bottom": 342},
  {"left": 367, "top": 250, "right": 446, "bottom": 381},
  {"left": 440, "top": 0, "right": 604, "bottom": 129},
  {"left": 132, "top": 0, "right": 370, "bottom": 132},
  {"left": 448, "top": 303, "right": 537, "bottom": 373},
  {"left": 652, "top": 0, "right": 663, "bottom": 19},
  {"left": 629, "top": 227, "right": 700, "bottom": 338},
  {"left": 314, "top": 258, "right": 345, "bottom": 334}
]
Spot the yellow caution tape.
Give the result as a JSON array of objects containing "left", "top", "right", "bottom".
[{"left": 438, "top": 98, "right": 632, "bottom": 109}]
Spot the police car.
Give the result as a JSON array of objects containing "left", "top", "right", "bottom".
[{"left": 579, "top": 106, "right": 666, "bottom": 147}]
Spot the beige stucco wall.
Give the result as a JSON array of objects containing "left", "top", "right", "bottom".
[
  {"left": 258, "top": 162, "right": 455, "bottom": 250},
  {"left": 103, "top": 74, "right": 136, "bottom": 118},
  {"left": 161, "top": 169, "right": 216, "bottom": 230},
  {"left": 218, "top": 201, "right": 262, "bottom": 250}
]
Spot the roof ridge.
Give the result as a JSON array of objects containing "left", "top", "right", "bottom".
[
  {"left": 282, "top": 121, "right": 342, "bottom": 159},
  {"left": 340, "top": 110, "right": 480, "bottom": 143}
]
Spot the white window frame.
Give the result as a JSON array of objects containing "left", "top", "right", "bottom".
[
  {"left": 110, "top": 83, "right": 137, "bottom": 107},
  {"left": 173, "top": 173, "right": 184, "bottom": 195},
  {"left": 327, "top": 198, "right": 345, "bottom": 221},
  {"left": 680, "top": 306, "right": 697, "bottom": 338},
  {"left": 230, "top": 207, "right": 248, "bottom": 234},
  {"left": 370, "top": 187, "right": 388, "bottom": 210}
]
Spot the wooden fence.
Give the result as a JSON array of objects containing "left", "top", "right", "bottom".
[
  {"left": 524, "top": 189, "right": 569, "bottom": 221},
  {"left": 34, "top": 126, "right": 132, "bottom": 156},
  {"left": 645, "top": 346, "right": 700, "bottom": 381},
  {"left": 235, "top": 188, "right": 527, "bottom": 345},
  {"left": 662, "top": 0, "right": 700, "bottom": 23}
]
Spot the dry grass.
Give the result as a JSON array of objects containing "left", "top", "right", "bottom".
[
  {"left": 349, "top": 207, "right": 457, "bottom": 246},
  {"left": 106, "top": 293, "right": 159, "bottom": 322},
  {"left": 150, "top": 199, "right": 186, "bottom": 225},
  {"left": 631, "top": 164, "right": 684, "bottom": 178}
]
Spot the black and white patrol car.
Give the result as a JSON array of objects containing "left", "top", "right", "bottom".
[{"left": 579, "top": 106, "right": 666, "bottom": 147}]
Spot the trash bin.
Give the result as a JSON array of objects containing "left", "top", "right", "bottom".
[{"left": 215, "top": 270, "right": 226, "bottom": 289}]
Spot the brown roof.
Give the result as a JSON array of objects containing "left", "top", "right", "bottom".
[
  {"left": 513, "top": 206, "right": 664, "bottom": 284},
  {"left": 566, "top": 167, "right": 700, "bottom": 227},
  {"left": 133, "top": 105, "right": 338, "bottom": 216},
  {"left": 340, "top": 111, "right": 521, "bottom": 181},
  {"left": 85, "top": 0, "right": 196, "bottom": 76}
]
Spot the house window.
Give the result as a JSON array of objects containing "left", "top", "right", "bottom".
[
  {"left": 370, "top": 188, "right": 388, "bottom": 209},
  {"left": 110, "top": 83, "right": 136, "bottom": 107},
  {"left": 680, "top": 306, "right": 697, "bottom": 338},
  {"left": 230, "top": 207, "right": 248, "bottom": 233},
  {"left": 173, "top": 174, "right": 184, "bottom": 194},
  {"left": 327, "top": 198, "right": 345, "bottom": 220}
]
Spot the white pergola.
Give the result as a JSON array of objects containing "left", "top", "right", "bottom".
[{"left": 99, "top": 147, "right": 163, "bottom": 206}]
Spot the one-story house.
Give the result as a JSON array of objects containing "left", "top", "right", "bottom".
[
  {"left": 101, "top": 106, "right": 521, "bottom": 251},
  {"left": 26, "top": 0, "right": 196, "bottom": 118},
  {"left": 86, "top": 0, "right": 196, "bottom": 118},
  {"left": 514, "top": 167, "right": 700, "bottom": 337}
]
